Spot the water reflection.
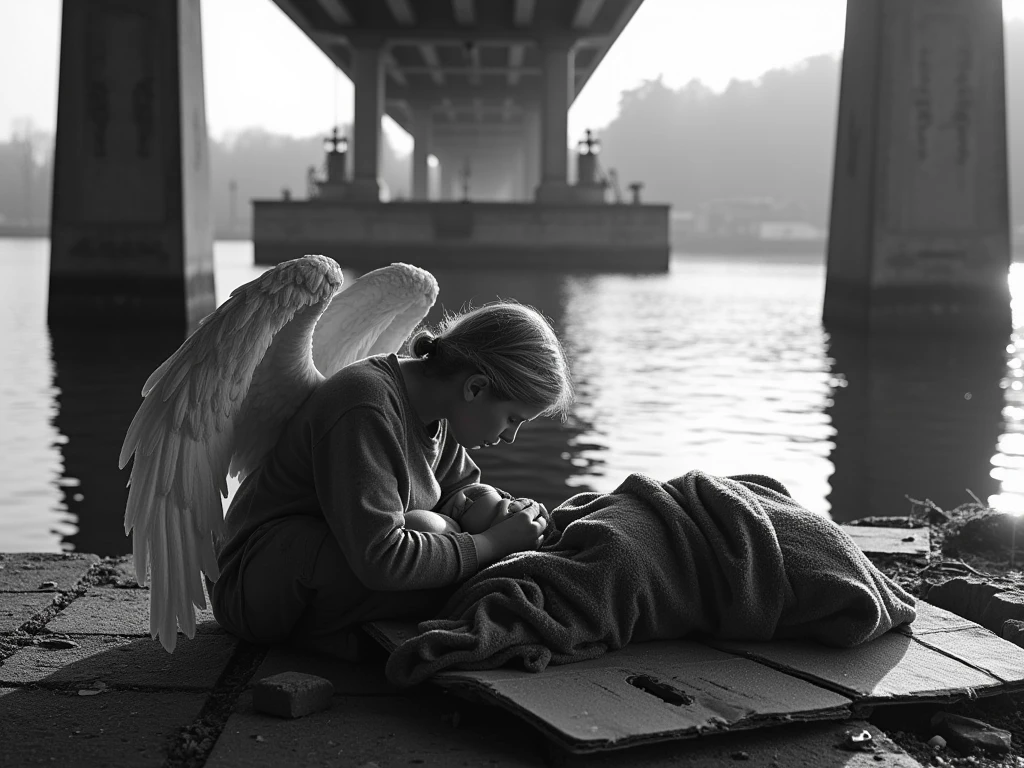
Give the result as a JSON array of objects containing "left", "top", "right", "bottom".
[
  {"left": 49, "top": 321, "right": 186, "bottom": 555},
  {"left": 557, "top": 257, "right": 836, "bottom": 513},
  {"left": 825, "top": 328, "right": 1007, "bottom": 521},
  {"left": 9, "top": 242, "right": 1024, "bottom": 554}
]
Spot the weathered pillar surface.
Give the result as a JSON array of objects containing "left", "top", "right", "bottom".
[
  {"left": 437, "top": 155, "right": 454, "bottom": 201},
  {"left": 522, "top": 105, "right": 541, "bottom": 202},
  {"left": 350, "top": 40, "right": 384, "bottom": 201},
  {"left": 411, "top": 105, "right": 432, "bottom": 201},
  {"left": 534, "top": 42, "right": 574, "bottom": 203},
  {"left": 49, "top": 0, "right": 215, "bottom": 331},
  {"left": 825, "top": 0, "right": 1011, "bottom": 333}
]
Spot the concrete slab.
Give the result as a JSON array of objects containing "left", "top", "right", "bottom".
[
  {"left": 0, "top": 592, "right": 58, "bottom": 634},
  {"left": 0, "top": 553, "right": 98, "bottom": 592},
  {"left": 206, "top": 690, "right": 551, "bottom": 768},
  {"left": 0, "top": 686, "right": 206, "bottom": 767},
  {"left": 45, "top": 588, "right": 222, "bottom": 637},
  {"left": 840, "top": 525, "right": 930, "bottom": 557},
  {"left": 0, "top": 633, "right": 238, "bottom": 691},
  {"left": 253, "top": 645, "right": 398, "bottom": 696},
  {"left": 83, "top": 555, "right": 142, "bottom": 589}
]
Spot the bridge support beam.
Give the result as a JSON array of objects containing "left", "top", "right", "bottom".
[
  {"left": 535, "top": 41, "right": 574, "bottom": 203},
  {"left": 49, "top": 0, "right": 215, "bottom": 331},
  {"left": 522, "top": 105, "right": 541, "bottom": 201},
  {"left": 350, "top": 40, "right": 384, "bottom": 201},
  {"left": 411, "top": 105, "right": 432, "bottom": 201},
  {"left": 824, "top": 0, "right": 1011, "bottom": 334}
]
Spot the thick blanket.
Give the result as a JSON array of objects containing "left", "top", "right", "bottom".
[{"left": 384, "top": 471, "right": 917, "bottom": 687}]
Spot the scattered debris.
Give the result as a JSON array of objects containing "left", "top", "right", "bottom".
[
  {"left": 252, "top": 671, "right": 334, "bottom": 719},
  {"left": 36, "top": 637, "right": 79, "bottom": 650},
  {"left": 1004, "top": 619, "right": 1024, "bottom": 647},
  {"left": 838, "top": 728, "right": 875, "bottom": 752},
  {"left": 931, "top": 711, "right": 1013, "bottom": 756}
]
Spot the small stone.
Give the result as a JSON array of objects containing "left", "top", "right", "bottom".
[
  {"left": 38, "top": 581, "right": 58, "bottom": 590},
  {"left": 731, "top": 751, "right": 750, "bottom": 760},
  {"left": 927, "top": 735, "right": 947, "bottom": 749},
  {"left": 77, "top": 689, "right": 101, "bottom": 696},
  {"left": 1003, "top": 619, "right": 1024, "bottom": 649},
  {"left": 253, "top": 735, "right": 264, "bottom": 743},
  {"left": 252, "top": 671, "right": 334, "bottom": 719},
  {"left": 931, "top": 711, "right": 1013, "bottom": 756},
  {"left": 902, "top": 535, "right": 916, "bottom": 542}
]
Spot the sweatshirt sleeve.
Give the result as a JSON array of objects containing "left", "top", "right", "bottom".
[{"left": 311, "top": 406, "right": 478, "bottom": 590}]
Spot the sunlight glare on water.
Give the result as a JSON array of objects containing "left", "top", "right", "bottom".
[{"left": 991, "top": 263, "right": 1024, "bottom": 514}]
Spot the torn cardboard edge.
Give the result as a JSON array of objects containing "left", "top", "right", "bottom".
[{"left": 364, "top": 600, "right": 1024, "bottom": 754}]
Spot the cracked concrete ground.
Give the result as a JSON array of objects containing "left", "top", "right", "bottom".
[{"left": 0, "top": 553, "right": 927, "bottom": 767}]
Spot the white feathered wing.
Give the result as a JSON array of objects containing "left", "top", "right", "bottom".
[{"left": 119, "top": 256, "right": 439, "bottom": 652}]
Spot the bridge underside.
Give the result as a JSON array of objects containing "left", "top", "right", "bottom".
[{"left": 273, "top": 0, "right": 643, "bottom": 202}]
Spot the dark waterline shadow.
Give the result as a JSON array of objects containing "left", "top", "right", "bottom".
[
  {"left": 825, "top": 327, "right": 1007, "bottom": 522},
  {"left": 49, "top": 321, "right": 187, "bottom": 556}
]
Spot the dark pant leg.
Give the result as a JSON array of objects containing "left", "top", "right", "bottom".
[
  {"left": 215, "top": 514, "right": 456, "bottom": 658},
  {"left": 289, "top": 531, "right": 455, "bottom": 658},
  {"left": 225, "top": 516, "right": 360, "bottom": 645}
]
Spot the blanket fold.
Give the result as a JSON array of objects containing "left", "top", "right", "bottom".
[{"left": 385, "top": 471, "right": 917, "bottom": 687}]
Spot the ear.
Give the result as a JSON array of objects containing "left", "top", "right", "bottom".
[{"left": 462, "top": 373, "right": 490, "bottom": 402}]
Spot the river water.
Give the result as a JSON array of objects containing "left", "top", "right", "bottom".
[{"left": 2, "top": 237, "right": 1022, "bottom": 555}]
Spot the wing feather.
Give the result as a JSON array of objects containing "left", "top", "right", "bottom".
[
  {"left": 312, "top": 262, "right": 439, "bottom": 377},
  {"left": 121, "top": 254, "right": 343, "bottom": 652}
]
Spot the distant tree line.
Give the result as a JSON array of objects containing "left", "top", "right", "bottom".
[
  {"left": 0, "top": 122, "right": 411, "bottom": 234},
  {"left": 597, "top": 19, "right": 1024, "bottom": 228},
  {"left": 4, "top": 19, "right": 1024, "bottom": 234}
]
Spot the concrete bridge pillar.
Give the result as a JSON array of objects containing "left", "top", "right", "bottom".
[
  {"left": 411, "top": 105, "right": 433, "bottom": 201},
  {"left": 522, "top": 105, "right": 541, "bottom": 201},
  {"left": 438, "top": 155, "right": 455, "bottom": 201},
  {"left": 824, "top": 0, "right": 1011, "bottom": 333},
  {"left": 350, "top": 40, "right": 385, "bottom": 201},
  {"left": 49, "top": 0, "right": 215, "bottom": 331},
  {"left": 535, "top": 41, "right": 574, "bottom": 203}
]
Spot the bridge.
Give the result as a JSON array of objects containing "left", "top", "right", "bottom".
[
  {"left": 271, "top": 0, "right": 642, "bottom": 203},
  {"left": 47, "top": 0, "right": 1013, "bottom": 336}
]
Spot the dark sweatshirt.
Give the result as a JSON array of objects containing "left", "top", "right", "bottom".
[{"left": 214, "top": 353, "right": 481, "bottom": 591}]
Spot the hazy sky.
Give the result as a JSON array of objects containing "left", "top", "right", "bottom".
[{"left": 4, "top": 0, "right": 1024, "bottom": 154}]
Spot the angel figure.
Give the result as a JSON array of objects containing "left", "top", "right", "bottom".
[{"left": 119, "top": 256, "right": 574, "bottom": 653}]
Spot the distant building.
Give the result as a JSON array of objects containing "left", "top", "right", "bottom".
[{"left": 679, "top": 198, "right": 823, "bottom": 240}]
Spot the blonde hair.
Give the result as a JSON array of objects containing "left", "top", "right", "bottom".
[{"left": 409, "top": 301, "right": 574, "bottom": 421}]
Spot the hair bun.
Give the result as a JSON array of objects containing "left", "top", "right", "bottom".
[{"left": 413, "top": 334, "right": 439, "bottom": 358}]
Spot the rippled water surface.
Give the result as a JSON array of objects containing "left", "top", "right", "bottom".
[{"left": 2, "top": 238, "right": 1023, "bottom": 554}]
